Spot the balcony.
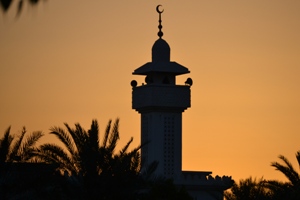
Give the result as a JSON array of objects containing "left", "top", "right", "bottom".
[{"left": 132, "top": 84, "right": 190, "bottom": 112}]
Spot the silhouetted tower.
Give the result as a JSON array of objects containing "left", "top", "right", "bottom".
[{"left": 131, "top": 5, "right": 192, "bottom": 180}]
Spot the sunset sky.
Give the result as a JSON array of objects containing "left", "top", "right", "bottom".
[{"left": 1, "top": 0, "right": 300, "bottom": 182}]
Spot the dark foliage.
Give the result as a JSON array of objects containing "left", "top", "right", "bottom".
[
  {"left": 0, "top": 120, "right": 192, "bottom": 199},
  {"left": 266, "top": 151, "right": 300, "bottom": 200},
  {"left": 224, "top": 177, "right": 273, "bottom": 200},
  {"left": 225, "top": 151, "right": 300, "bottom": 200},
  {"left": 0, "top": 0, "right": 45, "bottom": 17},
  {"left": 0, "top": 126, "right": 43, "bottom": 165},
  {"left": 139, "top": 179, "right": 193, "bottom": 200}
]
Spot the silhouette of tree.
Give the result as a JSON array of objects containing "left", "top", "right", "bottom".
[
  {"left": 264, "top": 151, "right": 300, "bottom": 199},
  {"left": 0, "top": 120, "right": 192, "bottom": 199},
  {"left": 0, "top": 126, "right": 43, "bottom": 165},
  {"left": 0, "top": 0, "right": 45, "bottom": 17},
  {"left": 225, "top": 152, "right": 300, "bottom": 200},
  {"left": 224, "top": 177, "right": 272, "bottom": 200},
  {"left": 0, "top": 126, "right": 46, "bottom": 199},
  {"left": 35, "top": 118, "right": 143, "bottom": 199},
  {"left": 36, "top": 119, "right": 139, "bottom": 175},
  {"left": 262, "top": 180, "right": 291, "bottom": 200},
  {"left": 271, "top": 151, "right": 300, "bottom": 186}
]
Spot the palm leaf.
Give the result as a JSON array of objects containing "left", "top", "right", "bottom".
[
  {"left": 107, "top": 118, "right": 120, "bottom": 153},
  {"left": 38, "top": 143, "right": 78, "bottom": 174},
  {"left": 8, "top": 126, "right": 26, "bottom": 161},
  {"left": 88, "top": 119, "right": 99, "bottom": 150},
  {"left": 65, "top": 123, "right": 86, "bottom": 155},
  {"left": 74, "top": 124, "right": 90, "bottom": 170},
  {"left": 65, "top": 123, "right": 87, "bottom": 158},
  {"left": 264, "top": 180, "right": 290, "bottom": 191},
  {"left": 20, "top": 130, "right": 44, "bottom": 161},
  {"left": 130, "top": 151, "right": 141, "bottom": 172},
  {"left": 82, "top": 120, "right": 100, "bottom": 176},
  {"left": 271, "top": 155, "right": 300, "bottom": 185},
  {"left": 296, "top": 151, "right": 300, "bottom": 168},
  {"left": 120, "top": 137, "right": 133, "bottom": 156},
  {"left": 0, "top": 126, "right": 13, "bottom": 163},
  {"left": 102, "top": 119, "right": 112, "bottom": 148},
  {"left": 75, "top": 123, "right": 88, "bottom": 144},
  {"left": 50, "top": 126, "right": 77, "bottom": 157}
]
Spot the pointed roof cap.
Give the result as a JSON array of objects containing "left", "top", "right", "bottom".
[{"left": 132, "top": 5, "right": 190, "bottom": 76}]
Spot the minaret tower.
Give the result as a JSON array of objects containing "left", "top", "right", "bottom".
[{"left": 131, "top": 5, "right": 192, "bottom": 180}]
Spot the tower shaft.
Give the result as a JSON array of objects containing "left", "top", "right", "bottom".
[
  {"left": 132, "top": 83, "right": 190, "bottom": 179},
  {"left": 140, "top": 111, "right": 182, "bottom": 179}
]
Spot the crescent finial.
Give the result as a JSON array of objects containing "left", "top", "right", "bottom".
[
  {"left": 156, "top": 5, "right": 164, "bottom": 38},
  {"left": 156, "top": 5, "right": 164, "bottom": 14}
]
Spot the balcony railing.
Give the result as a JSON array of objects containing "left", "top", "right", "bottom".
[{"left": 132, "top": 84, "right": 190, "bottom": 112}]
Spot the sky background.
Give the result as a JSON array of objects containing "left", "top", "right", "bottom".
[{"left": 1, "top": 0, "right": 300, "bottom": 182}]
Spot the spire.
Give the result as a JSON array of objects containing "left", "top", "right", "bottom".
[
  {"left": 156, "top": 5, "right": 164, "bottom": 38},
  {"left": 132, "top": 5, "right": 190, "bottom": 76}
]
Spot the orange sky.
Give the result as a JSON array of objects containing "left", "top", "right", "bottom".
[{"left": 1, "top": 0, "right": 300, "bottom": 182}]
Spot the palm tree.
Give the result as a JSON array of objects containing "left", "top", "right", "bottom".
[
  {"left": 0, "top": 126, "right": 43, "bottom": 165},
  {"left": 35, "top": 118, "right": 142, "bottom": 199},
  {"left": 271, "top": 151, "right": 300, "bottom": 186},
  {"left": 224, "top": 177, "right": 272, "bottom": 200},
  {"left": 0, "top": 126, "right": 44, "bottom": 199},
  {"left": 36, "top": 119, "right": 140, "bottom": 175},
  {"left": 266, "top": 151, "right": 300, "bottom": 199}
]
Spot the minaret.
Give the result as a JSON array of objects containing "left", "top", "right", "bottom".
[{"left": 131, "top": 5, "right": 192, "bottom": 180}]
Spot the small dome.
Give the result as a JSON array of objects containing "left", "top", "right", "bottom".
[{"left": 152, "top": 38, "right": 170, "bottom": 62}]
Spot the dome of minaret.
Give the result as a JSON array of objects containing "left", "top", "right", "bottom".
[
  {"left": 132, "top": 5, "right": 190, "bottom": 76},
  {"left": 152, "top": 38, "right": 170, "bottom": 62}
]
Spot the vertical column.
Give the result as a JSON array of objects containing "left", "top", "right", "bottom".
[
  {"left": 141, "top": 111, "right": 182, "bottom": 179},
  {"left": 141, "top": 114, "right": 149, "bottom": 168},
  {"left": 163, "top": 113, "right": 182, "bottom": 179},
  {"left": 163, "top": 115, "right": 175, "bottom": 177}
]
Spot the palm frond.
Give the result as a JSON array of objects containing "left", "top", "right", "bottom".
[
  {"left": 0, "top": 126, "right": 13, "bottom": 163},
  {"left": 20, "top": 130, "right": 44, "bottom": 161},
  {"left": 9, "top": 126, "right": 26, "bottom": 161},
  {"left": 130, "top": 144, "right": 142, "bottom": 156},
  {"left": 21, "top": 147, "right": 40, "bottom": 162},
  {"left": 271, "top": 155, "right": 300, "bottom": 185},
  {"left": 50, "top": 126, "right": 77, "bottom": 156},
  {"left": 120, "top": 137, "right": 133, "bottom": 155},
  {"left": 64, "top": 123, "right": 86, "bottom": 156},
  {"left": 78, "top": 120, "right": 100, "bottom": 177},
  {"left": 264, "top": 179, "right": 291, "bottom": 191},
  {"left": 74, "top": 123, "right": 90, "bottom": 163},
  {"left": 228, "top": 177, "right": 269, "bottom": 199},
  {"left": 130, "top": 151, "right": 141, "bottom": 172},
  {"left": 75, "top": 123, "right": 88, "bottom": 143},
  {"left": 224, "top": 191, "right": 235, "bottom": 200},
  {"left": 296, "top": 151, "right": 300, "bottom": 168},
  {"left": 37, "top": 143, "right": 78, "bottom": 174},
  {"left": 107, "top": 118, "right": 120, "bottom": 153},
  {"left": 102, "top": 119, "right": 112, "bottom": 148},
  {"left": 88, "top": 119, "right": 99, "bottom": 150}
]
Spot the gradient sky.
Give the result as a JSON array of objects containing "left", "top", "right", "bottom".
[{"left": 1, "top": 0, "right": 300, "bottom": 182}]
